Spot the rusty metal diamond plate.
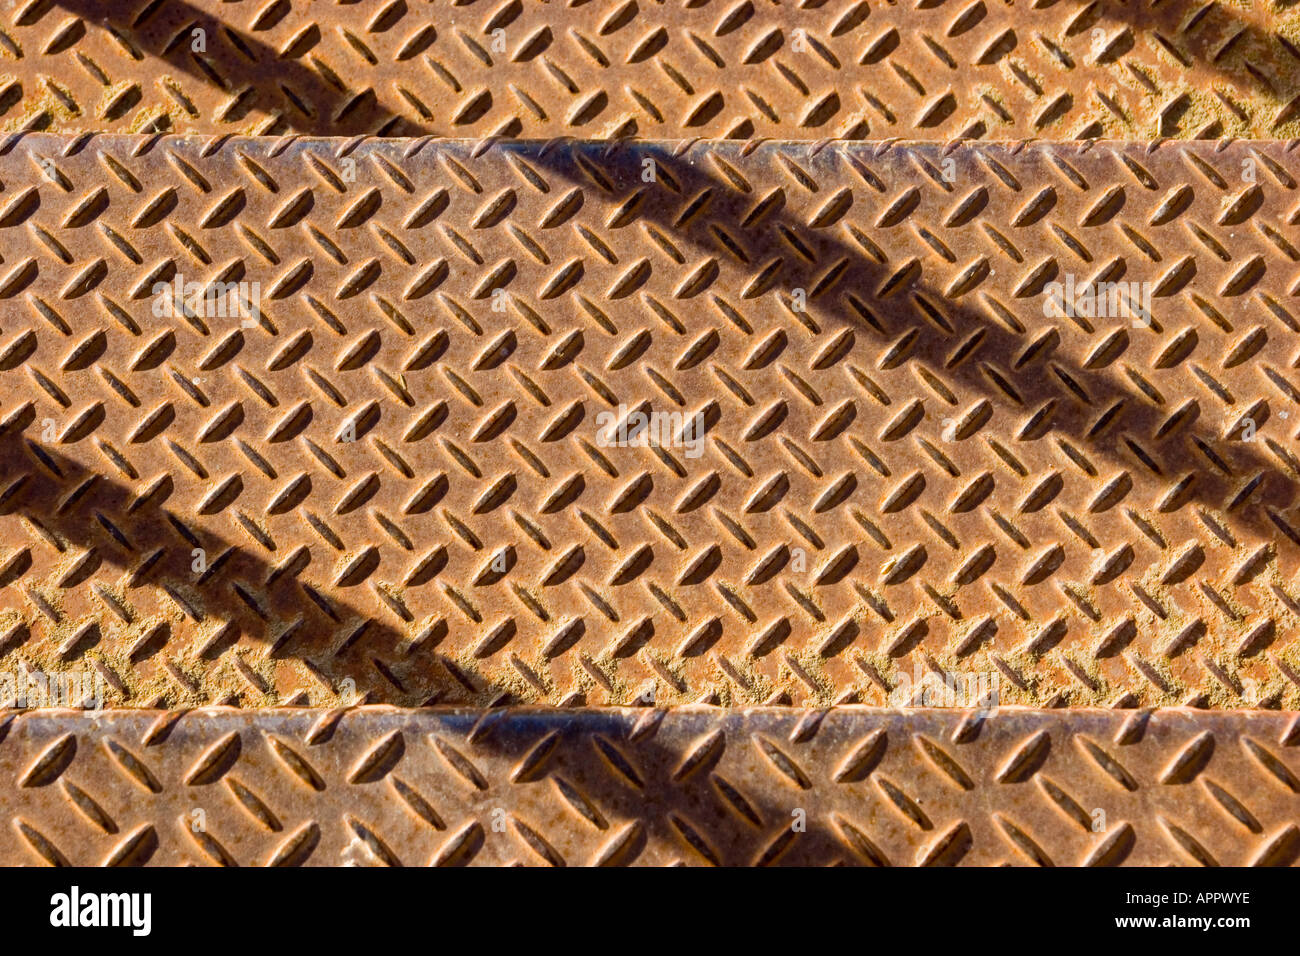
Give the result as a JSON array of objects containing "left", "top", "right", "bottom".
[
  {"left": 3, "top": 706, "right": 1299, "bottom": 866},
  {"left": 1, "top": 0, "right": 1300, "bottom": 139},
  {"left": 0, "top": 136, "right": 1295, "bottom": 709}
]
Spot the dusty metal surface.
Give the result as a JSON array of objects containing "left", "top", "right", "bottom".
[
  {"left": 1, "top": 0, "right": 1299, "bottom": 140},
  {"left": 0, "top": 134, "right": 1300, "bottom": 709},
  {"left": 3, "top": 706, "right": 1299, "bottom": 866}
]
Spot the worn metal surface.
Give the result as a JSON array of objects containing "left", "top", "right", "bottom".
[
  {"left": 1, "top": 135, "right": 1300, "bottom": 709},
  {"left": 3, "top": 706, "right": 1299, "bottom": 866},
  {"left": 2, "top": 0, "right": 1300, "bottom": 139}
]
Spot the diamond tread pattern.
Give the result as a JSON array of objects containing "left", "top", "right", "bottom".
[
  {"left": 4, "top": 706, "right": 1300, "bottom": 866},
  {"left": 2, "top": 0, "right": 1300, "bottom": 140},
  {"left": 1, "top": 136, "right": 1299, "bottom": 710}
]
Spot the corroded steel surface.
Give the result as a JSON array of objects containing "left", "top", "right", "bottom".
[
  {"left": 1, "top": 0, "right": 1299, "bottom": 139},
  {"left": 0, "top": 135, "right": 1298, "bottom": 709},
  {"left": 3, "top": 706, "right": 1299, "bottom": 866}
]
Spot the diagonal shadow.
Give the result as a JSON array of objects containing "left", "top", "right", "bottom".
[
  {"left": 0, "top": 429, "right": 903, "bottom": 865},
  {"left": 0, "top": 425, "right": 481, "bottom": 706},
  {"left": 554, "top": 138, "right": 1300, "bottom": 690}
]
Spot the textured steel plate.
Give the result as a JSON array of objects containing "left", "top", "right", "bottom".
[
  {"left": 3, "top": 706, "right": 1299, "bottom": 866},
  {"left": 1, "top": 135, "right": 1300, "bottom": 709},
  {"left": 2, "top": 0, "right": 1300, "bottom": 139}
]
